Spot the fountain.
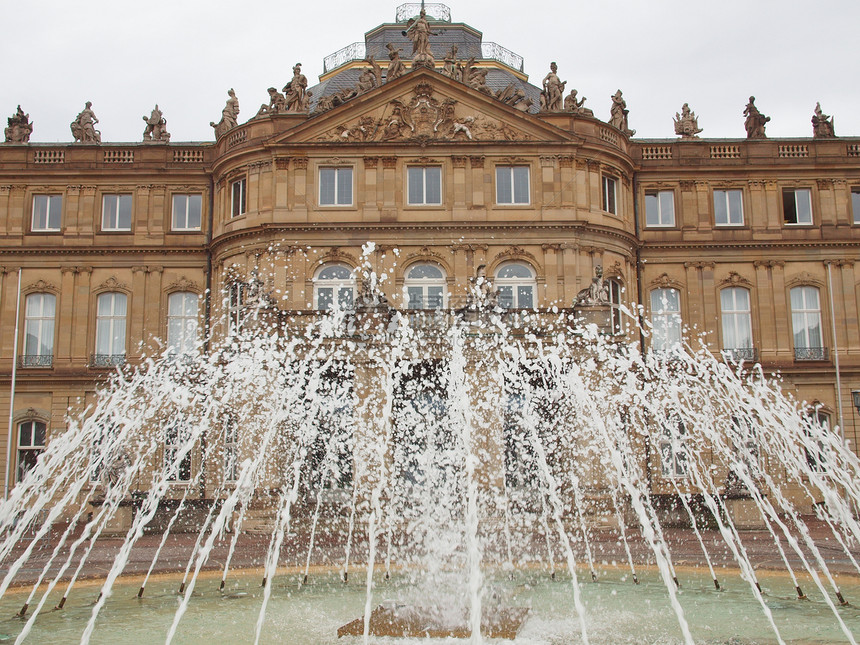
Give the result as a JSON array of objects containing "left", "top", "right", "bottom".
[{"left": 0, "top": 246, "right": 859, "bottom": 644}]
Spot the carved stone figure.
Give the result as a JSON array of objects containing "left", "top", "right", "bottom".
[
  {"left": 513, "top": 97, "right": 534, "bottom": 112},
  {"left": 564, "top": 89, "right": 592, "bottom": 116},
  {"left": 385, "top": 43, "right": 406, "bottom": 82},
  {"left": 673, "top": 103, "right": 703, "bottom": 139},
  {"left": 4, "top": 105, "right": 33, "bottom": 143},
  {"left": 468, "top": 68, "right": 493, "bottom": 96},
  {"left": 442, "top": 45, "right": 459, "bottom": 79},
  {"left": 609, "top": 90, "right": 635, "bottom": 136},
  {"left": 574, "top": 266, "right": 610, "bottom": 306},
  {"left": 811, "top": 102, "right": 835, "bottom": 139},
  {"left": 363, "top": 57, "right": 383, "bottom": 88},
  {"left": 357, "top": 67, "right": 378, "bottom": 94},
  {"left": 70, "top": 101, "right": 101, "bottom": 143},
  {"left": 142, "top": 104, "right": 170, "bottom": 142},
  {"left": 452, "top": 116, "right": 475, "bottom": 140},
  {"left": 540, "top": 62, "right": 566, "bottom": 112},
  {"left": 256, "top": 87, "right": 287, "bottom": 117},
  {"left": 284, "top": 63, "right": 309, "bottom": 112},
  {"left": 211, "top": 89, "right": 240, "bottom": 138},
  {"left": 404, "top": 8, "right": 438, "bottom": 69},
  {"left": 743, "top": 96, "right": 769, "bottom": 139}
]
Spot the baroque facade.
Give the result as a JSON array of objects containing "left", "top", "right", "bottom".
[{"left": 1, "top": 5, "right": 858, "bottom": 508}]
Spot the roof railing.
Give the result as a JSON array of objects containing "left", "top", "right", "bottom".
[{"left": 395, "top": 3, "right": 451, "bottom": 22}]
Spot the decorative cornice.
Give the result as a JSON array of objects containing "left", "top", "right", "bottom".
[
  {"left": 23, "top": 279, "right": 59, "bottom": 295},
  {"left": 785, "top": 271, "right": 825, "bottom": 289},
  {"left": 717, "top": 271, "right": 753, "bottom": 288},
  {"left": 166, "top": 275, "right": 201, "bottom": 293},
  {"left": 648, "top": 272, "right": 684, "bottom": 290},
  {"left": 94, "top": 276, "right": 129, "bottom": 293}
]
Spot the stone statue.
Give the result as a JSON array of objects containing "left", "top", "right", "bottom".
[
  {"left": 363, "top": 57, "right": 383, "bottom": 88},
  {"left": 403, "top": 8, "right": 438, "bottom": 69},
  {"left": 4, "top": 105, "right": 33, "bottom": 143},
  {"left": 141, "top": 104, "right": 170, "bottom": 142},
  {"left": 385, "top": 43, "right": 406, "bottom": 82},
  {"left": 743, "top": 96, "right": 769, "bottom": 139},
  {"left": 211, "top": 89, "right": 240, "bottom": 138},
  {"left": 574, "top": 266, "right": 610, "bottom": 306},
  {"left": 811, "top": 102, "right": 835, "bottom": 139},
  {"left": 256, "top": 87, "right": 287, "bottom": 117},
  {"left": 468, "top": 68, "right": 493, "bottom": 96},
  {"left": 70, "top": 101, "right": 101, "bottom": 143},
  {"left": 442, "top": 45, "right": 459, "bottom": 79},
  {"left": 357, "top": 67, "right": 378, "bottom": 94},
  {"left": 284, "top": 63, "right": 309, "bottom": 112},
  {"left": 564, "top": 89, "right": 592, "bottom": 116},
  {"left": 540, "top": 62, "right": 566, "bottom": 112},
  {"left": 609, "top": 90, "right": 634, "bottom": 136},
  {"left": 673, "top": 102, "right": 703, "bottom": 139},
  {"left": 514, "top": 97, "right": 534, "bottom": 112}
]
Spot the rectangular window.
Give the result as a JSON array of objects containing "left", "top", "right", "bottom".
[
  {"left": 714, "top": 189, "right": 744, "bottom": 226},
  {"left": 720, "top": 287, "right": 753, "bottom": 358},
  {"left": 319, "top": 167, "right": 353, "bottom": 206},
  {"left": 496, "top": 166, "right": 530, "bottom": 205},
  {"left": 407, "top": 167, "right": 442, "bottom": 205},
  {"left": 231, "top": 178, "right": 247, "bottom": 218},
  {"left": 645, "top": 190, "right": 675, "bottom": 227},
  {"left": 783, "top": 188, "right": 812, "bottom": 225},
  {"left": 164, "top": 424, "right": 192, "bottom": 482},
  {"left": 650, "top": 288, "right": 682, "bottom": 353},
  {"left": 659, "top": 418, "right": 689, "bottom": 478},
  {"left": 852, "top": 188, "right": 860, "bottom": 225},
  {"left": 167, "top": 292, "right": 199, "bottom": 356},
  {"left": 32, "top": 195, "right": 62, "bottom": 231},
  {"left": 23, "top": 293, "right": 56, "bottom": 367},
  {"left": 95, "top": 292, "right": 127, "bottom": 362},
  {"left": 602, "top": 176, "right": 617, "bottom": 214},
  {"left": 791, "top": 286, "right": 826, "bottom": 360},
  {"left": 172, "top": 194, "right": 203, "bottom": 231},
  {"left": 17, "top": 420, "right": 46, "bottom": 482},
  {"left": 101, "top": 194, "right": 133, "bottom": 231}
]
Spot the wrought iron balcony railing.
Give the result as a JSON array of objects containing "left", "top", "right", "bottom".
[
  {"left": 721, "top": 347, "right": 758, "bottom": 363},
  {"left": 794, "top": 346, "right": 828, "bottom": 361},
  {"left": 19, "top": 354, "right": 53, "bottom": 368},
  {"left": 395, "top": 3, "right": 451, "bottom": 22},
  {"left": 90, "top": 354, "right": 126, "bottom": 368}
]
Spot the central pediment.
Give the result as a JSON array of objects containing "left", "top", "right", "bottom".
[{"left": 269, "top": 69, "right": 578, "bottom": 145}]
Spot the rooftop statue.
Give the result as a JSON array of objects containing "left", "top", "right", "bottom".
[
  {"left": 255, "top": 87, "right": 287, "bottom": 118},
  {"left": 4, "top": 105, "right": 32, "bottom": 143},
  {"left": 404, "top": 8, "right": 438, "bottom": 69},
  {"left": 673, "top": 102, "right": 703, "bottom": 138},
  {"left": 468, "top": 68, "right": 493, "bottom": 96},
  {"left": 211, "top": 89, "right": 240, "bottom": 138},
  {"left": 540, "top": 62, "right": 566, "bottom": 112},
  {"left": 811, "top": 102, "right": 835, "bottom": 138},
  {"left": 142, "top": 104, "right": 170, "bottom": 142},
  {"left": 574, "top": 265, "right": 610, "bottom": 307},
  {"left": 70, "top": 101, "right": 101, "bottom": 143},
  {"left": 743, "top": 96, "right": 769, "bottom": 139},
  {"left": 609, "top": 90, "right": 634, "bottom": 136},
  {"left": 496, "top": 83, "right": 529, "bottom": 110},
  {"left": 357, "top": 66, "right": 378, "bottom": 95},
  {"left": 441, "top": 45, "right": 459, "bottom": 80},
  {"left": 564, "top": 89, "right": 592, "bottom": 116},
  {"left": 284, "top": 63, "right": 309, "bottom": 112},
  {"left": 385, "top": 43, "right": 406, "bottom": 82}
]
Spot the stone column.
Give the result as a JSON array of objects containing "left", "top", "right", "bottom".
[
  {"left": 292, "top": 157, "right": 308, "bottom": 220},
  {"left": 469, "top": 156, "right": 485, "bottom": 209},
  {"left": 72, "top": 267, "right": 92, "bottom": 366},
  {"left": 362, "top": 157, "right": 379, "bottom": 222},
  {"left": 769, "top": 261, "right": 790, "bottom": 358},
  {"left": 452, "top": 156, "right": 467, "bottom": 220},
  {"left": 560, "top": 243, "right": 579, "bottom": 304},
  {"left": 541, "top": 244, "right": 560, "bottom": 304},
  {"left": 700, "top": 262, "right": 717, "bottom": 350},
  {"left": 684, "top": 262, "right": 704, "bottom": 332},
  {"left": 539, "top": 156, "right": 556, "bottom": 209},
  {"left": 559, "top": 156, "right": 575, "bottom": 206},
  {"left": 273, "top": 157, "right": 290, "bottom": 221},
  {"left": 144, "top": 266, "right": 163, "bottom": 356},
  {"left": 58, "top": 266, "right": 76, "bottom": 367},
  {"left": 754, "top": 261, "right": 776, "bottom": 362},
  {"left": 130, "top": 267, "right": 148, "bottom": 356}
]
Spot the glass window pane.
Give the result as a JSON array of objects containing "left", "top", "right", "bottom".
[
  {"left": 517, "top": 285, "right": 533, "bottom": 308},
  {"left": 659, "top": 191, "right": 674, "bottom": 225},
  {"left": 427, "top": 286, "right": 443, "bottom": 309},
  {"left": 338, "top": 287, "right": 354, "bottom": 309},
  {"left": 320, "top": 169, "right": 335, "bottom": 205},
  {"left": 645, "top": 193, "right": 659, "bottom": 226},
  {"left": 408, "top": 264, "right": 443, "bottom": 279},
  {"left": 188, "top": 195, "right": 202, "bottom": 229},
  {"left": 497, "top": 264, "right": 532, "bottom": 279},
  {"left": 496, "top": 167, "right": 512, "bottom": 204},
  {"left": 317, "top": 287, "right": 333, "bottom": 310},
  {"left": 513, "top": 167, "right": 529, "bottom": 204},
  {"left": 425, "top": 167, "right": 441, "bottom": 204},
  {"left": 852, "top": 190, "right": 860, "bottom": 224},
  {"left": 796, "top": 189, "right": 812, "bottom": 223},
  {"left": 34, "top": 423, "right": 46, "bottom": 446},
  {"left": 103, "top": 195, "right": 117, "bottom": 229},
  {"left": 48, "top": 196, "right": 62, "bottom": 229},
  {"left": 20, "top": 423, "right": 32, "bottom": 447},
  {"left": 336, "top": 168, "right": 352, "bottom": 205},
  {"left": 408, "top": 168, "right": 423, "bottom": 204},
  {"left": 118, "top": 195, "right": 133, "bottom": 229},
  {"left": 407, "top": 286, "right": 423, "bottom": 309},
  {"left": 113, "top": 293, "right": 127, "bottom": 316},
  {"left": 172, "top": 195, "right": 187, "bottom": 228},
  {"left": 728, "top": 190, "right": 743, "bottom": 224},
  {"left": 714, "top": 191, "right": 727, "bottom": 225},
  {"left": 498, "top": 285, "right": 513, "bottom": 308}
]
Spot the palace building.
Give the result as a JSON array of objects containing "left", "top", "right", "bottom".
[{"left": 1, "top": 3, "right": 859, "bottom": 501}]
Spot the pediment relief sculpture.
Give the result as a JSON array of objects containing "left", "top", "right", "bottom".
[
  {"left": 650, "top": 273, "right": 682, "bottom": 290},
  {"left": 316, "top": 82, "right": 534, "bottom": 143},
  {"left": 718, "top": 271, "right": 753, "bottom": 288},
  {"left": 167, "top": 276, "right": 201, "bottom": 294},
  {"left": 25, "top": 279, "right": 58, "bottom": 295},
  {"left": 95, "top": 276, "right": 128, "bottom": 293},
  {"left": 786, "top": 271, "right": 824, "bottom": 289}
]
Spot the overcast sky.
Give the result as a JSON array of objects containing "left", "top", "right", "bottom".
[{"left": 4, "top": 0, "right": 859, "bottom": 143}]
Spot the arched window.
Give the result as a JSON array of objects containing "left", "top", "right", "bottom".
[
  {"left": 17, "top": 420, "right": 46, "bottom": 482},
  {"left": 791, "top": 286, "right": 825, "bottom": 360},
  {"left": 23, "top": 293, "right": 56, "bottom": 367},
  {"left": 314, "top": 264, "right": 355, "bottom": 311},
  {"left": 495, "top": 263, "right": 536, "bottom": 309},
  {"left": 404, "top": 264, "right": 446, "bottom": 310},
  {"left": 721, "top": 287, "right": 754, "bottom": 361},
  {"left": 95, "top": 292, "right": 127, "bottom": 366},
  {"left": 167, "top": 292, "right": 199, "bottom": 356},
  {"left": 650, "top": 288, "right": 681, "bottom": 352}
]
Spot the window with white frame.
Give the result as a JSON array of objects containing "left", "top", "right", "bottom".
[
  {"left": 645, "top": 190, "right": 675, "bottom": 227},
  {"left": 314, "top": 264, "right": 355, "bottom": 311},
  {"left": 714, "top": 189, "right": 744, "bottom": 226},
  {"left": 231, "top": 178, "right": 247, "bottom": 218},
  {"left": 319, "top": 167, "right": 353, "bottom": 206},
  {"left": 171, "top": 194, "right": 203, "bottom": 231},
  {"left": 95, "top": 292, "right": 127, "bottom": 364},
  {"left": 101, "top": 194, "right": 133, "bottom": 231},
  {"left": 790, "top": 286, "right": 825, "bottom": 360},
  {"left": 167, "top": 292, "right": 199, "bottom": 357},
  {"left": 608, "top": 278, "right": 623, "bottom": 334},
  {"left": 495, "top": 263, "right": 536, "bottom": 309},
  {"left": 783, "top": 188, "right": 813, "bottom": 225},
  {"left": 226, "top": 282, "right": 249, "bottom": 334},
  {"left": 650, "top": 288, "right": 682, "bottom": 352},
  {"left": 496, "top": 166, "right": 530, "bottom": 205},
  {"left": 852, "top": 188, "right": 860, "bottom": 225},
  {"left": 720, "top": 287, "right": 754, "bottom": 360},
  {"left": 164, "top": 423, "right": 192, "bottom": 482},
  {"left": 223, "top": 415, "right": 238, "bottom": 482},
  {"left": 602, "top": 176, "right": 617, "bottom": 214},
  {"left": 659, "top": 417, "right": 689, "bottom": 478},
  {"left": 23, "top": 293, "right": 55, "bottom": 367},
  {"left": 17, "top": 420, "right": 46, "bottom": 482},
  {"left": 32, "top": 195, "right": 62, "bottom": 231},
  {"left": 405, "top": 264, "right": 446, "bottom": 310},
  {"left": 407, "top": 166, "right": 442, "bottom": 205}
]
